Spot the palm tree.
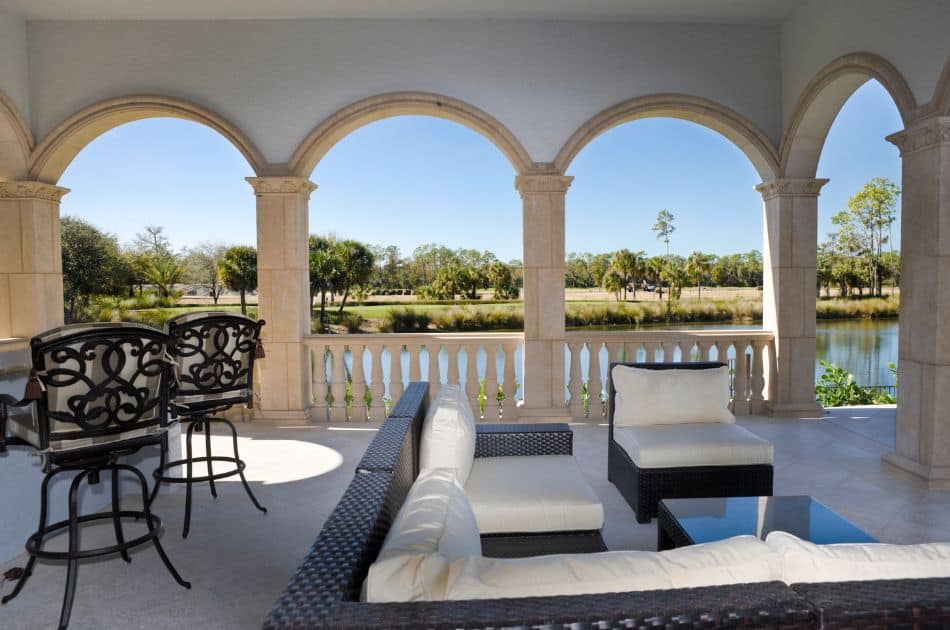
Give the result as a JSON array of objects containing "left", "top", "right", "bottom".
[
  {"left": 684, "top": 251, "right": 713, "bottom": 300},
  {"left": 601, "top": 267, "right": 623, "bottom": 301},
  {"left": 652, "top": 209, "right": 675, "bottom": 258},
  {"left": 610, "top": 249, "right": 645, "bottom": 301}
]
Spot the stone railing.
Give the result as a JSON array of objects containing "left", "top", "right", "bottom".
[
  {"left": 565, "top": 329, "right": 775, "bottom": 419},
  {"left": 304, "top": 329, "right": 774, "bottom": 422},
  {"left": 303, "top": 333, "right": 524, "bottom": 422}
]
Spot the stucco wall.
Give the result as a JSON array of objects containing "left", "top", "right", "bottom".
[
  {"left": 26, "top": 19, "right": 782, "bottom": 166},
  {"left": 0, "top": 10, "right": 30, "bottom": 125},
  {"left": 780, "top": 0, "right": 950, "bottom": 123}
]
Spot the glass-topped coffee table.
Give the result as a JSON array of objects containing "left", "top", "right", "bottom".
[{"left": 657, "top": 496, "right": 876, "bottom": 551}]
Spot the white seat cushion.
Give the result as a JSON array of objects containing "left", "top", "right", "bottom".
[
  {"left": 612, "top": 365, "right": 735, "bottom": 426},
  {"left": 766, "top": 531, "right": 950, "bottom": 584},
  {"left": 363, "top": 468, "right": 481, "bottom": 602},
  {"left": 464, "top": 455, "right": 604, "bottom": 534},
  {"left": 445, "top": 535, "right": 781, "bottom": 600},
  {"left": 614, "top": 423, "right": 773, "bottom": 468},
  {"left": 419, "top": 384, "right": 476, "bottom": 485}
]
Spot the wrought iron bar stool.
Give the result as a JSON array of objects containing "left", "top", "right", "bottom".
[
  {"left": 0, "top": 322, "right": 191, "bottom": 630},
  {"left": 149, "top": 312, "right": 267, "bottom": 538}
]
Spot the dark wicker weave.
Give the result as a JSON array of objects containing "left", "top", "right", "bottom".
[
  {"left": 481, "top": 530, "right": 607, "bottom": 557},
  {"left": 474, "top": 422, "right": 573, "bottom": 457},
  {"left": 607, "top": 362, "right": 774, "bottom": 523},
  {"left": 792, "top": 578, "right": 950, "bottom": 629}
]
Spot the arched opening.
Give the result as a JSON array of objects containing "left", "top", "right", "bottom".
[
  {"left": 781, "top": 53, "right": 916, "bottom": 179},
  {"left": 558, "top": 96, "right": 774, "bottom": 416},
  {"left": 56, "top": 117, "right": 257, "bottom": 324},
  {"left": 813, "top": 80, "right": 903, "bottom": 400},
  {"left": 305, "top": 112, "right": 524, "bottom": 420},
  {"left": 30, "top": 95, "right": 265, "bottom": 184},
  {"left": 0, "top": 90, "right": 32, "bottom": 180}
]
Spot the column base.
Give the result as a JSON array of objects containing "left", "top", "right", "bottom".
[
  {"left": 882, "top": 452, "right": 950, "bottom": 490},
  {"left": 765, "top": 401, "right": 824, "bottom": 419},
  {"left": 516, "top": 406, "right": 572, "bottom": 423},
  {"left": 251, "top": 407, "right": 313, "bottom": 423}
]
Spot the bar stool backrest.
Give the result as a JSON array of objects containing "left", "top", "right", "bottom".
[
  {"left": 166, "top": 312, "right": 265, "bottom": 412},
  {"left": 9, "top": 322, "right": 174, "bottom": 454}
]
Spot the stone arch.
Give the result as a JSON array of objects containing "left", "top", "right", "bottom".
[
  {"left": 780, "top": 52, "right": 917, "bottom": 178},
  {"left": 933, "top": 58, "right": 950, "bottom": 116},
  {"left": 553, "top": 93, "right": 780, "bottom": 181},
  {"left": 30, "top": 95, "right": 266, "bottom": 183},
  {"left": 288, "top": 91, "right": 533, "bottom": 177},
  {"left": 0, "top": 89, "right": 33, "bottom": 181}
]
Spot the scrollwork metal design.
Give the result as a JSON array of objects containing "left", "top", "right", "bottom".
[
  {"left": 35, "top": 330, "right": 171, "bottom": 438},
  {"left": 168, "top": 315, "right": 264, "bottom": 399}
]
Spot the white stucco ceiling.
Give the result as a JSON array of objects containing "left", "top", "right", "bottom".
[{"left": 0, "top": 0, "right": 798, "bottom": 23}]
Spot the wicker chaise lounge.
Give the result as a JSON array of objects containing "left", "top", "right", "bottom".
[
  {"left": 608, "top": 361, "right": 774, "bottom": 523},
  {"left": 262, "top": 382, "right": 950, "bottom": 629}
]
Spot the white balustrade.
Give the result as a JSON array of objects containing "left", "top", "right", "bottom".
[
  {"left": 563, "top": 330, "right": 774, "bottom": 420},
  {"left": 303, "top": 333, "right": 524, "bottom": 422},
  {"left": 303, "top": 329, "right": 774, "bottom": 422}
]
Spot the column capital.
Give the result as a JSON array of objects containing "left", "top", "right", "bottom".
[
  {"left": 245, "top": 176, "right": 318, "bottom": 198},
  {"left": 754, "top": 178, "right": 829, "bottom": 201},
  {"left": 0, "top": 181, "right": 70, "bottom": 202},
  {"left": 514, "top": 165, "right": 573, "bottom": 197},
  {"left": 886, "top": 115, "right": 950, "bottom": 157}
]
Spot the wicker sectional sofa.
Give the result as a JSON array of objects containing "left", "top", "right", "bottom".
[{"left": 262, "top": 382, "right": 950, "bottom": 629}]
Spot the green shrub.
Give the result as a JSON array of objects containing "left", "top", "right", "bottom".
[
  {"left": 815, "top": 360, "right": 896, "bottom": 406},
  {"left": 380, "top": 308, "right": 432, "bottom": 332},
  {"left": 337, "top": 312, "right": 366, "bottom": 333}
]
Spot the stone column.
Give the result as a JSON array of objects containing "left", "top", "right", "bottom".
[
  {"left": 0, "top": 182, "right": 69, "bottom": 339},
  {"left": 755, "top": 178, "right": 828, "bottom": 417},
  {"left": 246, "top": 177, "right": 316, "bottom": 421},
  {"left": 883, "top": 115, "right": 950, "bottom": 488},
  {"left": 515, "top": 167, "right": 572, "bottom": 422}
]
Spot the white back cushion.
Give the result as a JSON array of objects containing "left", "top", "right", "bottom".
[
  {"left": 419, "top": 384, "right": 476, "bottom": 484},
  {"left": 612, "top": 365, "right": 735, "bottom": 426},
  {"left": 445, "top": 535, "right": 780, "bottom": 600},
  {"left": 766, "top": 531, "right": 950, "bottom": 584},
  {"left": 364, "top": 468, "right": 481, "bottom": 602}
]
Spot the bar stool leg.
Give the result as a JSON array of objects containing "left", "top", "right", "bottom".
[
  {"left": 58, "top": 470, "right": 88, "bottom": 630},
  {"left": 125, "top": 464, "right": 191, "bottom": 590},
  {"left": 183, "top": 421, "right": 197, "bottom": 539},
  {"left": 112, "top": 469, "right": 131, "bottom": 563},
  {"left": 1, "top": 468, "right": 58, "bottom": 605},
  {"left": 148, "top": 433, "right": 168, "bottom": 508},
  {"left": 221, "top": 418, "right": 267, "bottom": 514},
  {"left": 204, "top": 419, "right": 217, "bottom": 499}
]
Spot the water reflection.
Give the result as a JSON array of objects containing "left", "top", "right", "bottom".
[{"left": 816, "top": 319, "right": 898, "bottom": 387}]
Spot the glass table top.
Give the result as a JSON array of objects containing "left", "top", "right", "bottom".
[{"left": 660, "top": 496, "right": 877, "bottom": 544}]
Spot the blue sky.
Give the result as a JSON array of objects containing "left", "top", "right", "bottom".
[{"left": 60, "top": 81, "right": 902, "bottom": 262}]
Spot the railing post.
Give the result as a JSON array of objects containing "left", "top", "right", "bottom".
[
  {"left": 465, "top": 344, "right": 481, "bottom": 418},
  {"left": 311, "top": 345, "right": 329, "bottom": 421},
  {"left": 502, "top": 340, "right": 519, "bottom": 419},
  {"left": 484, "top": 343, "right": 502, "bottom": 421},
  {"left": 732, "top": 342, "right": 751, "bottom": 415},
  {"left": 389, "top": 343, "right": 405, "bottom": 403},
  {"left": 567, "top": 341, "right": 585, "bottom": 420}
]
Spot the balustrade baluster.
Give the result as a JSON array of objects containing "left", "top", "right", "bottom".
[
  {"left": 732, "top": 342, "right": 751, "bottom": 415},
  {"left": 369, "top": 345, "right": 385, "bottom": 420},
  {"left": 447, "top": 343, "right": 460, "bottom": 385},
  {"left": 350, "top": 344, "right": 367, "bottom": 420},
  {"left": 389, "top": 343, "right": 405, "bottom": 404},
  {"left": 588, "top": 342, "right": 604, "bottom": 418},
  {"left": 567, "top": 342, "right": 585, "bottom": 420},
  {"left": 311, "top": 345, "right": 329, "bottom": 422},
  {"left": 465, "top": 345, "right": 481, "bottom": 418},
  {"left": 750, "top": 339, "right": 766, "bottom": 414},
  {"left": 484, "top": 344, "right": 501, "bottom": 421},
  {"left": 426, "top": 343, "right": 441, "bottom": 386},
  {"left": 405, "top": 342, "right": 423, "bottom": 382},
  {"left": 329, "top": 345, "right": 347, "bottom": 422},
  {"left": 502, "top": 341, "right": 518, "bottom": 419}
]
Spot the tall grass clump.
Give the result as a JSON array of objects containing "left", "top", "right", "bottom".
[
  {"left": 432, "top": 307, "right": 523, "bottom": 331},
  {"left": 380, "top": 307, "right": 432, "bottom": 332},
  {"left": 816, "top": 296, "right": 898, "bottom": 319},
  {"left": 565, "top": 297, "right": 761, "bottom": 327}
]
